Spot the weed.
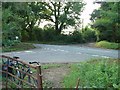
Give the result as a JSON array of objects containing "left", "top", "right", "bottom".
[{"left": 63, "top": 58, "right": 119, "bottom": 88}]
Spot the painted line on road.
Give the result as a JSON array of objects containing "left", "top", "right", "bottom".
[
  {"left": 24, "top": 51, "right": 33, "bottom": 53},
  {"left": 48, "top": 48, "right": 69, "bottom": 53},
  {"left": 101, "top": 56, "right": 110, "bottom": 58},
  {"left": 92, "top": 55, "right": 99, "bottom": 57},
  {"left": 77, "top": 52, "right": 82, "bottom": 54},
  {"left": 16, "top": 52, "right": 21, "bottom": 53}
]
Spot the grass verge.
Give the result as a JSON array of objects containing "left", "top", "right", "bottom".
[
  {"left": 95, "top": 41, "right": 120, "bottom": 50},
  {"left": 2, "top": 42, "right": 36, "bottom": 52},
  {"left": 26, "top": 41, "right": 82, "bottom": 45},
  {"left": 63, "top": 58, "right": 119, "bottom": 88}
]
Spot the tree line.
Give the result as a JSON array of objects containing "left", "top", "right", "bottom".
[{"left": 2, "top": 2, "right": 120, "bottom": 47}]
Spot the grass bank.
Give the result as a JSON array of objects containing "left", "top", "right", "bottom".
[
  {"left": 2, "top": 42, "right": 36, "bottom": 52},
  {"left": 63, "top": 58, "right": 119, "bottom": 88},
  {"left": 26, "top": 41, "right": 81, "bottom": 45},
  {"left": 95, "top": 41, "right": 120, "bottom": 50}
]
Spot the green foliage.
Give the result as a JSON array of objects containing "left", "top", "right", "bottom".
[
  {"left": 63, "top": 58, "right": 119, "bottom": 88},
  {"left": 2, "top": 2, "right": 85, "bottom": 44},
  {"left": 2, "top": 3, "right": 23, "bottom": 47},
  {"left": 28, "top": 27, "right": 84, "bottom": 44},
  {"left": 66, "top": 31, "right": 83, "bottom": 43},
  {"left": 2, "top": 39, "right": 20, "bottom": 47},
  {"left": 2, "top": 43, "right": 35, "bottom": 52},
  {"left": 43, "top": 27, "right": 56, "bottom": 41},
  {"left": 33, "top": 27, "right": 43, "bottom": 41},
  {"left": 95, "top": 41, "right": 119, "bottom": 49},
  {"left": 42, "top": 2, "right": 85, "bottom": 34},
  {"left": 82, "top": 27, "right": 96, "bottom": 42},
  {"left": 21, "top": 30, "right": 29, "bottom": 42},
  {"left": 91, "top": 2, "right": 120, "bottom": 43}
]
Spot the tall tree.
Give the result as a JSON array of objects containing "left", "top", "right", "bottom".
[
  {"left": 90, "top": 2, "right": 120, "bottom": 42},
  {"left": 41, "top": 2, "right": 85, "bottom": 34},
  {"left": 2, "top": 2, "right": 47, "bottom": 41},
  {"left": 15, "top": 2, "right": 45, "bottom": 40}
]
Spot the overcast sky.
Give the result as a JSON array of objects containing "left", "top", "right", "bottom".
[{"left": 80, "top": 0, "right": 100, "bottom": 27}]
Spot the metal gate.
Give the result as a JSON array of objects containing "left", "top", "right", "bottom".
[{"left": 0, "top": 55, "right": 42, "bottom": 90}]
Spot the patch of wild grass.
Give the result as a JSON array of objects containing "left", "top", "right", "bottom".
[
  {"left": 63, "top": 58, "right": 119, "bottom": 88},
  {"left": 2, "top": 43, "right": 35, "bottom": 52},
  {"left": 95, "top": 41, "right": 119, "bottom": 49}
]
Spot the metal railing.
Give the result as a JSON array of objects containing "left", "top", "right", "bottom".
[{"left": 0, "top": 55, "right": 43, "bottom": 90}]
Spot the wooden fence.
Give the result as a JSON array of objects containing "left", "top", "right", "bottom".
[{"left": 0, "top": 55, "right": 43, "bottom": 90}]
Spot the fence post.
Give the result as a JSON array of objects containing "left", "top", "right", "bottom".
[
  {"left": 36, "top": 65, "right": 42, "bottom": 90},
  {"left": 76, "top": 78, "right": 80, "bottom": 90}
]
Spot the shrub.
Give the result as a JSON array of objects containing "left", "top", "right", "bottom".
[
  {"left": 82, "top": 28, "right": 96, "bottom": 42},
  {"left": 43, "top": 28, "right": 56, "bottom": 41},
  {"left": 2, "top": 39, "right": 20, "bottom": 47},
  {"left": 71, "top": 31, "right": 83, "bottom": 43},
  {"left": 21, "top": 30, "right": 29, "bottom": 42},
  {"left": 64, "top": 31, "right": 83, "bottom": 43},
  {"left": 33, "top": 27, "right": 44, "bottom": 41},
  {"left": 63, "top": 58, "right": 119, "bottom": 88},
  {"left": 95, "top": 41, "right": 119, "bottom": 49}
]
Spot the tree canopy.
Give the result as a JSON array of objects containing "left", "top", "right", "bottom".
[
  {"left": 41, "top": 2, "right": 85, "bottom": 34},
  {"left": 90, "top": 2, "right": 120, "bottom": 42},
  {"left": 2, "top": 1, "right": 85, "bottom": 45}
]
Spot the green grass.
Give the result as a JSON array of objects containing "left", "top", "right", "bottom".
[
  {"left": 95, "top": 41, "right": 120, "bottom": 49},
  {"left": 2, "top": 42, "right": 36, "bottom": 52},
  {"left": 26, "top": 40, "right": 83, "bottom": 45},
  {"left": 26, "top": 41, "right": 71, "bottom": 45},
  {"left": 63, "top": 58, "right": 119, "bottom": 88}
]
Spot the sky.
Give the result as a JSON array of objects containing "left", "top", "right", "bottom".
[{"left": 80, "top": 0, "right": 101, "bottom": 27}]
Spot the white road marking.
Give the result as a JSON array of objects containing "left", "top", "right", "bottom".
[
  {"left": 92, "top": 55, "right": 99, "bottom": 57},
  {"left": 77, "top": 52, "right": 82, "bottom": 54},
  {"left": 101, "top": 56, "right": 110, "bottom": 58},
  {"left": 24, "top": 51, "right": 33, "bottom": 53},
  {"left": 16, "top": 52, "right": 21, "bottom": 53},
  {"left": 60, "top": 50, "right": 65, "bottom": 51},
  {"left": 49, "top": 48, "right": 69, "bottom": 53},
  {"left": 44, "top": 48, "right": 46, "bottom": 50},
  {"left": 50, "top": 49, "right": 57, "bottom": 51},
  {"left": 46, "top": 48, "right": 50, "bottom": 50},
  {"left": 86, "top": 48, "right": 111, "bottom": 53}
]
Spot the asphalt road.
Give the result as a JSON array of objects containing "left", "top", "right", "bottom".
[{"left": 2, "top": 44, "right": 119, "bottom": 63}]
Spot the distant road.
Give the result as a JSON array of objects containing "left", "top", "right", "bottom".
[{"left": 2, "top": 44, "right": 119, "bottom": 63}]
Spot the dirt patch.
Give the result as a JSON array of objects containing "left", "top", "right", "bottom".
[{"left": 42, "top": 64, "right": 70, "bottom": 88}]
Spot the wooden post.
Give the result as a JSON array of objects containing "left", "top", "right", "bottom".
[
  {"left": 76, "top": 78, "right": 80, "bottom": 90},
  {"left": 36, "top": 65, "right": 42, "bottom": 90}
]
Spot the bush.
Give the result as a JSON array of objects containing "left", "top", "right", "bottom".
[
  {"left": 43, "top": 29, "right": 56, "bottom": 41},
  {"left": 71, "top": 31, "right": 83, "bottom": 43},
  {"left": 32, "top": 27, "right": 84, "bottom": 44},
  {"left": 60, "top": 31, "right": 83, "bottom": 43},
  {"left": 21, "top": 30, "right": 29, "bottom": 42},
  {"left": 2, "top": 39, "right": 20, "bottom": 47},
  {"left": 26, "top": 27, "right": 85, "bottom": 44},
  {"left": 33, "top": 27, "right": 44, "bottom": 41},
  {"left": 95, "top": 41, "right": 119, "bottom": 49},
  {"left": 2, "top": 43, "right": 35, "bottom": 52},
  {"left": 63, "top": 58, "right": 119, "bottom": 88},
  {"left": 82, "top": 28, "right": 96, "bottom": 42}
]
